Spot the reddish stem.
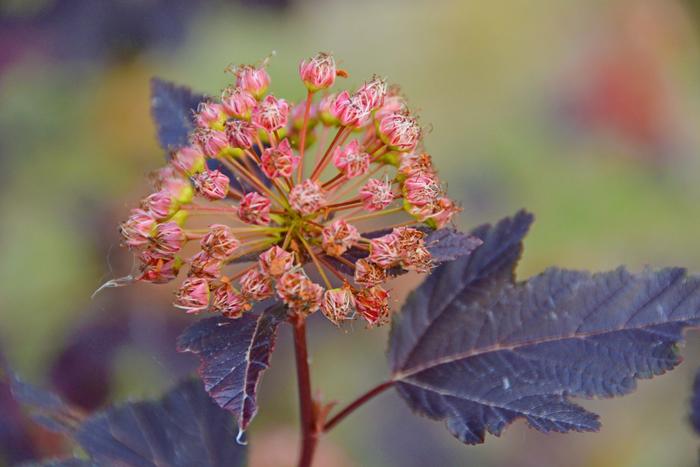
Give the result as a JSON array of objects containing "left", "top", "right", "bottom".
[
  {"left": 298, "top": 91, "right": 314, "bottom": 183},
  {"left": 292, "top": 317, "right": 319, "bottom": 467},
  {"left": 323, "top": 380, "right": 394, "bottom": 432}
]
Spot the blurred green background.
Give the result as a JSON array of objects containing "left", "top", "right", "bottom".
[{"left": 2, "top": 0, "right": 700, "bottom": 466}]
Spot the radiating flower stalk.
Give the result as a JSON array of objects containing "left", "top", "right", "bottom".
[{"left": 117, "top": 52, "right": 460, "bottom": 327}]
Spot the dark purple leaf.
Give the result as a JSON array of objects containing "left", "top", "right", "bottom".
[
  {"left": 0, "top": 353, "right": 40, "bottom": 464},
  {"left": 74, "top": 379, "right": 246, "bottom": 467},
  {"left": 389, "top": 211, "right": 700, "bottom": 445},
  {"left": 27, "top": 459, "right": 97, "bottom": 467},
  {"left": 150, "top": 78, "right": 205, "bottom": 151},
  {"left": 691, "top": 369, "right": 700, "bottom": 435},
  {"left": 177, "top": 303, "right": 287, "bottom": 433},
  {"left": 424, "top": 228, "right": 483, "bottom": 263}
]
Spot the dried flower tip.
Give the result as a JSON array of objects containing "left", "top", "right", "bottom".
[
  {"left": 225, "top": 119, "right": 256, "bottom": 149},
  {"left": 277, "top": 270, "right": 323, "bottom": 315},
  {"left": 398, "top": 152, "right": 435, "bottom": 178},
  {"left": 238, "top": 192, "right": 271, "bottom": 225},
  {"left": 424, "top": 196, "right": 461, "bottom": 229},
  {"left": 195, "top": 102, "right": 224, "bottom": 128},
  {"left": 321, "top": 286, "right": 355, "bottom": 325},
  {"left": 403, "top": 171, "right": 442, "bottom": 207},
  {"left": 331, "top": 91, "right": 371, "bottom": 127},
  {"left": 259, "top": 245, "right": 295, "bottom": 277},
  {"left": 369, "top": 233, "right": 402, "bottom": 267},
  {"left": 359, "top": 177, "right": 394, "bottom": 212},
  {"left": 402, "top": 245, "right": 432, "bottom": 273},
  {"left": 141, "top": 190, "right": 178, "bottom": 221},
  {"left": 299, "top": 52, "right": 336, "bottom": 92},
  {"left": 212, "top": 282, "right": 251, "bottom": 318},
  {"left": 137, "top": 250, "right": 182, "bottom": 284},
  {"left": 289, "top": 180, "right": 326, "bottom": 216},
  {"left": 172, "top": 146, "right": 206, "bottom": 175},
  {"left": 221, "top": 86, "right": 257, "bottom": 119},
  {"left": 120, "top": 208, "right": 156, "bottom": 248},
  {"left": 239, "top": 269, "right": 274, "bottom": 300},
  {"left": 321, "top": 219, "right": 360, "bottom": 257},
  {"left": 354, "top": 286, "right": 390, "bottom": 327},
  {"left": 234, "top": 64, "right": 271, "bottom": 100},
  {"left": 354, "top": 258, "right": 387, "bottom": 286},
  {"left": 193, "top": 128, "right": 229, "bottom": 158},
  {"left": 261, "top": 138, "right": 300, "bottom": 179},
  {"left": 150, "top": 222, "right": 186, "bottom": 257},
  {"left": 174, "top": 277, "right": 210, "bottom": 313},
  {"left": 188, "top": 251, "right": 223, "bottom": 279},
  {"left": 201, "top": 224, "right": 241, "bottom": 259},
  {"left": 193, "top": 169, "right": 230, "bottom": 200},
  {"left": 357, "top": 76, "right": 387, "bottom": 111},
  {"left": 252, "top": 95, "right": 290, "bottom": 132},
  {"left": 332, "top": 140, "right": 370, "bottom": 179},
  {"left": 378, "top": 113, "right": 421, "bottom": 152}
]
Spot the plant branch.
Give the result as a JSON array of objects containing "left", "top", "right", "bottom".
[
  {"left": 292, "top": 316, "right": 319, "bottom": 467},
  {"left": 323, "top": 380, "right": 394, "bottom": 432}
]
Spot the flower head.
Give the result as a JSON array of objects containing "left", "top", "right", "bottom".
[
  {"left": 261, "top": 138, "right": 299, "bottom": 179},
  {"left": 238, "top": 192, "right": 271, "bottom": 225},
  {"left": 299, "top": 52, "right": 337, "bottom": 92},
  {"left": 235, "top": 64, "right": 270, "bottom": 99},
  {"left": 193, "top": 169, "right": 229, "bottom": 200},
  {"left": 201, "top": 224, "right": 241, "bottom": 259},
  {"left": 289, "top": 180, "right": 326, "bottom": 216},
  {"left": 120, "top": 208, "right": 156, "bottom": 248},
  {"left": 212, "top": 282, "right": 251, "bottom": 318},
  {"left": 322, "top": 220, "right": 359, "bottom": 257},
  {"left": 252, "top": 95, "right": 290, "bottom": 132},
  {"left": 321, "top": 286, "right": 355, "bottom": 325},
  {"left": 174, "top": 277, "right": 210, "bottom": 313},
  {"left": 221, "top": 86, "right": 257, "bottom": 119},
  {"left": 333, "top": 140, "right": 370, "bottom": 179}
]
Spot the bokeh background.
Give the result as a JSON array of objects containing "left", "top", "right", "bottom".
[{"left": 2, "top": 0, "right": 700, "bottom": 466}]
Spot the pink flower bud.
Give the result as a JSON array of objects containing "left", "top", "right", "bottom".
[
  {"left": 174, "top": 277, "right": 210, "bottom": 313},
  {"left": 321, "top": 220, "right": 360, "bottom": 257},
  {"left": 193, "top": 128, "right": 229, "bottom": 158},
  {"left": 188, "top": 251, "right": 223, "bottom": 279},
  {"left": 424, "top": 197, "right": 460, "bottom": 229},
  {"left": 238, "top": 192, "right": 271, "bottom": 225},
  {"left": 403, "top": 172, "right": 441, "bottom": 207},
  {"left": 299, "top": 52, "right": 336, "bottom": 92},
  {"left": 354, "top": 286, "right": 390, "bottom": 327},
  {"left": 375, "top": 93, "right": 407, "bottom": 123},
  {"left": 251, "top": 95, "right": 289, "bottom": 132},
  {"left": 141, "top": 191, "right": 178, "bottom": 221},
  {"left": 369, "top": 233, "right": 402, "bottom": 267},
  {"left": 398, "top": 152, "right": 434, "bottom": 178},
  {"left": 331, "top": 91, "right": 371, "bottom": 127},
  {"left": 354, "top": 258, "right": 387, "bottom": 287},
  {"left": 332, "top": 140, "right": 370, "bottom": 179},
  {"left": 225, "top": 119, "right": 256, "bottom": 149},
  {"left": 137, "top": 250, "right": 182, "bottom": 284},
  {"left": 212, "top": 283, "right": 251, "bottom": 318},
  {"left": 195, "top": 102, "right": 224, "bottom": 128},
  {"left": 239, "top": 268, "right": 274, "bottom": 300},
  {"left": 261, "top": 138, "right": 300, "bottom": 179},
  {"left": 221, "top": 87, "right": 257, "bottom": 119},
  {"left": 277, "top": 270, "right": 323, "bottom": 315},
  {"left": 318, "top": 93, "right": 339, "bottom": 126},
  {"left": 289, "top": 180, "right": 326, "bottom": 216},
  {"left": 172, "top": 146, "right": 206, "bottom": 175},
  {"left": 357, "top": 76, "right": 387, "bottom": 111},
  {"left": 193, "top": 169, "right": 230, "bottom": 200},
  {"left": 150, "top": 222, "right": 186, "bottom": 256},
  {"left": 201, "top": 224, "right": 241, "bottom": 259},
  {"left": 235, "top": 65, "right": 271, "bottom": 100},
  {"left": 119, "top": 208, "right": 156, "bottom": 248},
  {"left": 359, "top": 177, "right": 394, "bottom": 211},
  {"left": 378, "top": 113, "right": 421, "bottom": 152},
  {"left": 321, "top": 286, "right": 355, "bottom": 324},
  {"left": 259, "top": 246, "right": 295, "bottom": 278}
]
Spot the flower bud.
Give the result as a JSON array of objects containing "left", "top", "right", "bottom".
[
  {"left": 354, "top": 286, "right": 390, "bottom": 327},
  {"left": 252, "top": 95, "right": 289, "bottom": 132},
  {"left": 403, "top": 172, "right": 441, "bottom": 207},
  {"left": 221, "top": 86, "right": 257, "bottom": 119},
  {"left": 201, "top": 224, "right": 241, "bottom": 259},
  {"left": 188, "top": 251, "right": 223, "bottom": 279},
  {"left": 289, "top": 180, "right": 326, "bottom": 216},
  {"left": 212, "top": 283, "right": 251, "bottom": 318},
  {"left": 332, "top": 140, "right": 370, "bottom": 179},
  {"left": 357, "top": 76, "right": 387, "bottom": 111},
  {"left": 321, "top": 286, "right": 355, "bottom": 325},
  {"left": 259, "top": 246, "right": 295, "bottom": 278},
  {"left": 240, "top": 268, "right": 274, "bottom": 300},
  {"left": 120, "top": 208, "right": 156, "bottom": 248},
  {"left": 174, "top": 277, "right": 210, "bottom": 313},
  {"left": 172, "top": 146, "right": 206, "bottom": 175},
  {"left": 359, "top": 177, "right": 394, "bottom": 212},
  {"left": 299, "top": 52, "right": 336, "bottom": 92},
  {"left": 378, "top": 113, "right": 421, "bottom": 152},
  {"left": 331, "top": 91, "right": 370, "bottom": 127},
  {"left": 369, "top": 233, "right": 401, "bottom": 267},
  {"left": 423, "top": 197, "right": 460, "bottom": 229},
  {"left": 195, "top": 102, "right": 224, "bottom": 128},
  {"left": 321, "top": 220, "right": 360, "bottom": 257},
  {"left": 141, "top": 191, "right": 179, "bottom": 221},
  {"left": 225, "top": 119, "right": 256, "bottom": 149},
  {"left": 318, "top": 93, "right": 339, "bottom": 126},
  {"left": 354, "top": 258, "right": 387, "bottom": 287},
  {"left": 193, "top": 169, "right": 230, "bottom": 200},
  {"left": 235, "top": 65, "right": 271, "bottom": 100},
  {"left": 261, "top": 138, "right": 300, "bottom": 179},
  {"left": 150, "top": 222, "right": 186, "bottom": 257},
  {"left": 277, "top": 270, "right": 323, "bottom": 315},
  {"left": 193, "top": 128, "right": 229, "bottom": 158},
  {"left": 137, "top": 250, "right": 182, "bottom": 284},
  {"left": 238, "top": 192, "right": 271, "bottom": 225}
]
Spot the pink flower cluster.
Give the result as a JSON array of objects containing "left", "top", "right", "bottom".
[{"left": 117, "top": 53, "right": 459, "bottom": 327}]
